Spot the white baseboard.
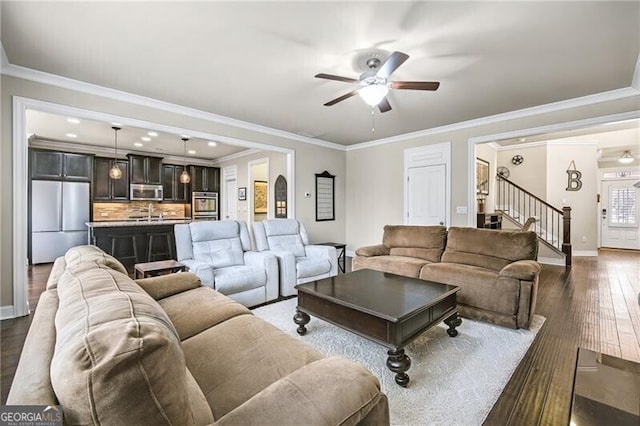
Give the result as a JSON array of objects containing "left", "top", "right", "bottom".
[
  {"left": 573, "top": 250, "right": 598, "bottom": 257},
  {"left": 0, "top": 305, "right": 15, "bottom": 320}
]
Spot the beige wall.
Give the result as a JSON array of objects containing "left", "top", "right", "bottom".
[
  {"left": 0, "top": 75, "right": 346, "bottom": 307},
  {"left": 475, "top": 143, "right": 498, "bottom": 212},
  {"left": 497, "top": 145, "right": 547, "bottom": 200},
  {"left": 345, "top": 95, "right": 640, "bottom": 253}
]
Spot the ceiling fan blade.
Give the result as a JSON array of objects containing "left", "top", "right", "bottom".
[
  {"left": 378, "top": 97, "right": 392, "bottom": 113},
  {"left": 315, "top": 73, "right": 359, "bottom": 83},
  {"left": 324, "top": 90, "right": 358, "bottom": 106},
  {"left": 376, "top": 51, "right": 409, "bottom": 79},
  {"left": 390, "top": 81, "right": 440, "bottom": 91}
]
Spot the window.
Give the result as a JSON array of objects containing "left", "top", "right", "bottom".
[{"left": 609, "top": 188, "right": 637, "bottom": 227}]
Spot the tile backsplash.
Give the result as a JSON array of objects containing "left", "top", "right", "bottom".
[{"left": 92, "top": 202, "right": 190, "bottom": 221}]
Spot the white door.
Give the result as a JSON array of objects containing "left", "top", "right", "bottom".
[
  {"left": 224, "top": 179, "right": 238, "bottom": 220},
  {"left": 407, "top": 164, "right": 446, "bottom": 225},
  {"left": 601, "top": 180, "right": 639, "bottom": 250}
]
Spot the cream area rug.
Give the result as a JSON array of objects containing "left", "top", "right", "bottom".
[{"left": 253, "top": 298, "right": 545, "bottom": 426}]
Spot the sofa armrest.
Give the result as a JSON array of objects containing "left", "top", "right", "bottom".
[
  {"left": 134, "top": 272, "right": 202, "bottom": 300},
  {"left": 180, "top": 259, "right": 215, "bottom": 288},
  {"left": 355, "top": 244, "right": 389, "bottom": 257},
  {"left": 499, "top": 260, "right": 541, "bottom": 281},
  {"left": 244, "top": 251, "right": 279, "bottom": 302},
  {"left": 214, "top": 357, "right": 388, "bottom": 426},
  {"left": 305, "top": 245, "right": 338, "bottom": 276},
  {"left": 267, "top": 250, "right": 297, "bottom": 296}
]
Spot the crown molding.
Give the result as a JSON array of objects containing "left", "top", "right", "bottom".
[
  {"left": 347, "top": 87, "right": 640, "bottom": 152},
  {"left": 632, "top": 52, "right": 640, "bottom": 91},
  {"left": 494, "top": 139, "right": 599, "bottom": 151},
  {"left": 1, "top": 58, "right": 346, "bottom": 152},
  {"left": 210, "top": 148, "right": 263, "bottom": 165}
]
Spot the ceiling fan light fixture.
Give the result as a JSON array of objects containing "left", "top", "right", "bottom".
[
  {"left": 618, "top": 150, "right": 635, "bottom": 164},
  {"left": 358, "top": 84, "right": 389, "bottom": 107}
]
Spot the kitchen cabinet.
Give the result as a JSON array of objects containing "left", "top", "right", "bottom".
[
  {"left": 30, "top": 149, "right": 93, "bottom": 182},
  {"left": 162, "top": 164, "right": 189, "bottom": 202},
  {"left": 128, "top": 154, "right": 163, "bottom": 185},
  {"left": 94, "top": 157, "right": 129, "bottom": 201},
  {"left": 189, "top": 165, "right": 220, "bottom": 193}
]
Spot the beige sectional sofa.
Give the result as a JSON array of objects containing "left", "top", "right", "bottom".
[
  {"left": 8, "top": 245, "right": 389, "bottom": 425},
  {"left": 353, "top": 225, "right": 540, "bottom": 329}
]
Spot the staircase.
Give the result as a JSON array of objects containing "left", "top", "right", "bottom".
[{"left": 496, "top": 175, "right": 572, "bottom": 268}]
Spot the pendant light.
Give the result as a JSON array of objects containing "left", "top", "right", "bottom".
[
  {"left": 109, "top": 126, "right": 123, "bottom": 179},
  {"left": 180, "top": 137, "right": 191, "bottom": 184}
]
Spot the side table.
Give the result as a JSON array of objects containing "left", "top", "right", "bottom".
[
  {"left": 315, "top": 242, "right": 347, "bottom": 273},
  {"left": 134, "top": 259, "right": 185, "bottom": 279}
]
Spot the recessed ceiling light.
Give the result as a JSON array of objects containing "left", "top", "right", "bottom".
[
  {"left": 65, "top": 133, "right": 77, "bottom": 138},
  {"left": 147, "top": 131, "right": 158, "bottom": 137},
  {"left": 518, "top": 138, "right": 526, "bottom": 142},
  {"left": 208, "top": 141, "right": 217, "bottom": 147},
  {"left": 66, "top": 118, "right": 80, "bottom": 124},
  {"left": 188, "top": 150, "right": 196, "bottom": 155},
  {"left": 134, "top": 142, "right": 143, "bottom": 147},
  {"left": 141, "top": 136, "right": 151, "bottom": 142}
]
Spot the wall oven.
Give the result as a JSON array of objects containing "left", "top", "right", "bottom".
[{"left": 192, "top": 191, "right": 218, "bottom": 220}]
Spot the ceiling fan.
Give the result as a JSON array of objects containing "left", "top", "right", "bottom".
[{"left": 315, "top": 51, "right": 440, "bottom": 113}]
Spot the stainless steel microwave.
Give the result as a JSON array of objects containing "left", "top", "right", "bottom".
[{"left": 130, "top": 184, "right": 163, "bottom": 201}]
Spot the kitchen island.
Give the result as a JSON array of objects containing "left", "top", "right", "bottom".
[{"left": 86, "top": 219, "right": 192, "bottom": 267}]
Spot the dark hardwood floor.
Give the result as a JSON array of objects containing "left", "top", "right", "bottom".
[{"left": 2, "top": 249, "right": 639, "bottom": 425}]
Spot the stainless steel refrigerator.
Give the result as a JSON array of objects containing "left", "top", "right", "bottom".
[{"left": 31, "top": 180, "right": 90, "bottom": 264}]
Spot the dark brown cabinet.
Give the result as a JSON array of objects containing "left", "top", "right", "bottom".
[
  {"left": 94, "top": 158, "right": 129, "bottom": 201},
  {"left": 189, "top": 165, "right": 220, "bottom": 193},
  {"left": 162, "top": 164, "right": 189, "bottom": 202},
  {"left": 30, "top": 149, "right": 93, "bottom": 182},
  {"left": 128, "top": 154, "right": 163, "bottom": 185},
  {"left": 477, "top": 212, "right": 502, "bottom": 229}
]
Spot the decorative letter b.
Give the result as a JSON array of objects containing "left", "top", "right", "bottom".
[{"left": 566, "top": 170, "right": 582, "bottom": 191}]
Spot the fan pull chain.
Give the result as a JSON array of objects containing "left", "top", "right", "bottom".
[{"left": 371, "top": 108, "right": 376, "bottom": 133}]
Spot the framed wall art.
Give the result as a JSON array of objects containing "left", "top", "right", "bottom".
[
  {"left": 315, "top": 171, "right": 335, "bottom": 221},
  {"left": 253, "top": 180, "right": 267, "bottom": 214},
  {"left": 476, "top": 158, "right": 490, "bottom": 195},
  {"left": 238, "top": 187, "right": 246, "bottom": 201}
]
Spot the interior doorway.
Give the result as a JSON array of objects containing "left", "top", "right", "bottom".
[
  {"left": 222, "top": 165, "right": 238, "bottom": 221},
  {"left": 404, "top": 142, "right": 451, "bottom": 226}
]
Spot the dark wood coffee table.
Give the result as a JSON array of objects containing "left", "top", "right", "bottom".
[{"left": 294, "top": 268, "right": 461, "bottom": 387}]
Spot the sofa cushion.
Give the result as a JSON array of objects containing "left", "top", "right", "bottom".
[
  {"left": 296, "top": 257, "right": 331, "bottom": 279},
  {"left": 51, "top": 263, "right": 195, "bottom": 425},
  {"left": 193, "top": 238, "right": 245, "bottom": 268},
  {"left": 158, "top": 286, "right": 251, "bottom": 341},
  {"left": 383, "top": 225, "right": 447, "bottom": 262},
  {"left": 354, "top": 255, "right": 431, "bottom": 278},
  {"left": 420, "top": 263, "right": 520, "bottom": 315},
  {"left": 59, "top": 244, "right": 128, "bottom": 278},
  {"left": 214, "top": 265, "right": 267, "bottom": 294},
  {"left": 441, "top": 227, "right": 538, "bottom": 272},
  {"left": 181, "top": 314, "right": 324, "bottom": 420},
  {"left": 263, "top": 219, "right": 307, "bottom": 257}
]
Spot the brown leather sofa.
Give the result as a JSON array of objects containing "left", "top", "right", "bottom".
[
  {"left": 8, "top": 245, "right": 389, "bottom": 425},
  {"left": 353, "top": 225, "right": 540, "bottom": 329}
]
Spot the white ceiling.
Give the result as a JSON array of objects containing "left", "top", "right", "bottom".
[
  {"left": 2, "top": 1, "right": 640, "bottom": 146},
  {"left": 26, "top": 109, "right": 248, "bottom": 161}
]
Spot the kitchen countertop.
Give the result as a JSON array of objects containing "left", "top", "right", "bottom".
[{"left": 86, "top": 219, "right": 192, "bottom": 228}]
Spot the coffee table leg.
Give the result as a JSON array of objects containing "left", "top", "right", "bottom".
[
  {"left": 386, "top": 348, "right": 411, "bottom": 387},
  {"left": 444, "top": 312, "right": 462, "bottom": 337},
  {"left": 293, "top": 309, "right": 311, "bottom": 336}
]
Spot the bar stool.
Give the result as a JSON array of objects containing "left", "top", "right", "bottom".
[
  {"left": 108, "top": 234, "right": 139, "bottom": 265},
  {"left": 147, "top": 232, "right": 174, "bottom": 262}
]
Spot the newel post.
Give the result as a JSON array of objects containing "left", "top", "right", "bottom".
[{"left": 562, "top": 206, "right": 572, "bottom": 268}]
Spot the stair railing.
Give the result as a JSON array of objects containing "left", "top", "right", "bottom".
[{"left": 496, "top": 175, "right": 571, "bottom": 267}]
